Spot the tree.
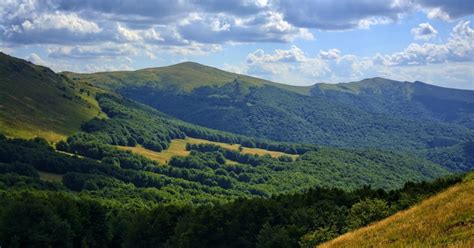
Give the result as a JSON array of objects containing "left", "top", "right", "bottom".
[
  {"left": 0, "top": 197, "right": 73, "bottom": 247},
  {"left": 256, "top": 224, "right": 293, "bottom": 248},
  {"left": 299, "top": 226, "right": 338, "bottom": 248},
  {"left": 345, "top": 198, "right": 390, "bottom": 230}
]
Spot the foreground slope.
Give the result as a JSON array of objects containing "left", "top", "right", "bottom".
[
  {"left": 319, "top": 173, "right": 474, "bottom": 248},
  {"left": 0, "top": 52, "right": 102, "bottom": 141},
  {"left": 65, "top": 63, "right": 474, "bottom": 152}
]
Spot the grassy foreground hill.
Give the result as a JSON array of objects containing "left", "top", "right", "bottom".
[
  {"left": 319, "top": 172, "right": 474, "bottom": 248},
  {"left": 0, "top": 52, "right": 103, "bottom": 141}
]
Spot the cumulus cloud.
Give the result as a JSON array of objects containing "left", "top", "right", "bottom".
[
  {"left": 411, "top": 23, "right": 438, "bottom": 40},
  {"left": 27, "top": 53, "right": 47, "bottom": 66},
  {"left": 177, "top": 11, "right": 313, "bottom": 44},
  {"left": 416, "top": 0, "right": 474, "bottom": 20},
  {"left": 381, "top": 20, "right": 473, "bottom": 66},
  {"left": 240, "top": 20, "right": 473, "bottom": 88},
  {"left": 319, "top": 49, "right": 341, "bottom": 60},
  {"left": 273, "top": 0, "right": 413, "bottom": 30},
  {"left": 48, "top": 43, "right": 139, "bottom": 60},
  {"left": 3, "top": 12, "right": 102, "bottom": 44}
]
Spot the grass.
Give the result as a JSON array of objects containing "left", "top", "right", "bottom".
[
  {"left": 318, "top": 173, "right": 474, "bottom": 248},
  {"left": 117, "top": 137, "right": 299, "bottom": 164},
  {"left": 0, "top": 52, "right": 104, "bottom": 142},
  {"left": 63, "top": 62, "right": 311, "bottom": 95},
  {"left": 38, "top": 171, "right": 64, "bottom": 183}
]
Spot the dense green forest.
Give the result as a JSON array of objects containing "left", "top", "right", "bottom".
[
  {"left": 311, "top": 78, "right": 474, "bottom": 130},
  {"left": 0, "top": 152, "right": 461, "bottom": 247}
]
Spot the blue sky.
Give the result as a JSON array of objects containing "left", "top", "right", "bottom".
[{"left": 1, "top": 0, "right": 473, "bottom": 89}]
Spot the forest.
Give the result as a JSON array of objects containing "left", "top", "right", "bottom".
[{"left": 0, "top": 140, "right": 461, "bottom": 247}]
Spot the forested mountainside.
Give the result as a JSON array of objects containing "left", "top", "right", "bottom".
[
  {"left": 65, "top": 63, "right": 474, "bottom": 152},
  {"left": 312, "top": 77, "right": 474, "bottom": 130}
]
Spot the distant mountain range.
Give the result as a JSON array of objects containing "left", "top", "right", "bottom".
[{"left": 65, "top": 61, "right": 474, "bottom": 152}]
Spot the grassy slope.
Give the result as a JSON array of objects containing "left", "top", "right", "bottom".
[
  {"left": 63, "top": 62, "right": 312, "bottom": 95},
  {"left": 0, "top": 52, "right": 103, "bottom": 142},
  {"left": 319, "top": 173, "right": 474, "bottom": 248},
  {"left": 116, "top": 137, "right": 299, "bottom": 164}
]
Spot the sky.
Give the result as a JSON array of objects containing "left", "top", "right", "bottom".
[{"left": 1, "top": 0, "right": 473, "bottom": 89}]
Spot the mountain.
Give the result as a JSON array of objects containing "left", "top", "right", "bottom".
[
  {"left": 312, "top": 77, "right": 474, "bottom": 130},
  {"left": 319, "top": 172, "right": 474, "bottom": 248},
  {"left": 0, "top": 52, "right": 103, "bottom": 142},
  {"left": 62, "top": 62, "right": 311, "bottom": 95},
  {"left": 65, "top": 63, "right": 474, "bottom": 153},
  {"left": 0, "top": 52, "right": 449, "bottom": 194}
]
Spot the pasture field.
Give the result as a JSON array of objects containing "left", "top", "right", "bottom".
[
  {"left": 38, "top": 171, "right": 64, "bottom": 183},
  {"left": 117, "top": 137, "right": 299, "bottom": 164}
]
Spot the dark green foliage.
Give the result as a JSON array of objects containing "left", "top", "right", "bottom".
[
  {"left": 0, "top": 162, "right": 39, "bottom": 178},
  {"left": 311, "top": 78, "right": 474, "bottom": 130},
  {"left": 0, "top": 135, "right": 462, "bottom": 248},
  {"left": 0, "top": 174, "right": 461, "bottom": 248},
  {"left": 344, "top": 198, "right": 390, "bottom": 230},
  {"left": 420, "top": 140, "right": 474, "bottom": 172},
  {"left": 117, "top": 81, "right": 474, "bottom": 151},
  {"left": 80, "top": 93, "right": 314, "bottom": 155},
  {"left": 0, "top": 195, "right": 74, "bottom": 248}
]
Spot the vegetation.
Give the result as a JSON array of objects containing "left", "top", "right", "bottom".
[
  {"left": 420, "top": 141, "right": 474, "bottom": 172},
  {"left": 312, "top": 77, "right": 474, "bottom": 130},
  {"left": 319, "top": 172, "right": 474, "bottom": 248},
  {"left": 1, "top": 53, "right": 472, "bottom": 247},
  {"left": 0, "top": 52, "right": 104, "bottom": 142},
  {"left": 0, "top": 143, "right": 462, "bottom": 247},
  {"left": 65, "top": 64, "right": 474, "bottom": 152},
  {"left": 117, "top": 137, "right": 298, "bottom": 164}
]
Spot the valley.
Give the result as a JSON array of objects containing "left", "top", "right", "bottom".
[{"left": 0, "top": 52, "right": 472, "bottom": 248}]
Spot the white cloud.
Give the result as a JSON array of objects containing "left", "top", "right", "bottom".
[
  {"left": 381, "top": 21, "right": 473, "bottom": 66},
  {"left": 27, "top": 53, "right": 47, "bottom": 66},
  {"left": 411, "top": 23, "right": 438, "bottom": 40},
  {"left": 239, "top": 22, "right": 474, "bottom": 88},
  {"left": 319, "top": 49, "right": 341, "bottom": 60},
  {"left": 177, "top": 11, "right": 313, "bottom": 44}
]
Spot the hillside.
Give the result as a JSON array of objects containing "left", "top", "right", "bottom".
[
  {"left": 312, "top": 78, "right": 474, "bottom": 130},
  {"left": 0, "top": 53, "right": 450, "bottom": 195},
  {"left": 0, "top": 52, "right": 103, "bottom": 141},
  {"left": 65, "top": 63, "right": 474, "bottom": 154},
  {"left": 62, "top": 62, "right": 311, "bottom": 95},
  {"left": 319, "top": 173, "right": 474, "bottom": 248}
]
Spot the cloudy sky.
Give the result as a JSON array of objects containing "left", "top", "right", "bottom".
[{"left": 1, "top": 0, "right": 473, "bottom": 89}]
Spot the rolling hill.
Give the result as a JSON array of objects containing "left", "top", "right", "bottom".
[
  {"left": 312, "top": 77, "right": 474, "bottom": 130},
  {"left": 319, "top": 172, "right": 474, "bottom": 248},
  {"left": 64, "top": 62, "right": 474, "bottom": 154},
  {"left": 0, "top": 52, "right": 104, "bottom": 141}
]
